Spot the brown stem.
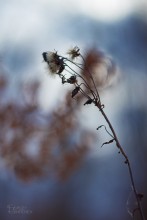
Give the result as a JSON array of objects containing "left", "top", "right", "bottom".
[{"left": 97, "top": 106, "right": 145, "bottom": 220}]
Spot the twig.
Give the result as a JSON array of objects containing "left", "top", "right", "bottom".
[
  {"left": 97, "top": 106, "right": 145, "bottom": 220},
  {"left": 42, "top": 48, "right": 145, "bottom": 220}
]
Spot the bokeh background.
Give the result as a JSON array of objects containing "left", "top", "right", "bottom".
[{"left": 0, "top": 0, "right": 147, "bottom": 219}]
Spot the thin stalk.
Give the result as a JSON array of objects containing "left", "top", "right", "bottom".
[
  {"left": 98, "top": 106, "right": 145, "bottom": 220},
  {"left": 80, "top": 54, "right": 101, "bottom": 103},
  {"left": 69, "top": 55, "right": 101, "bottom": 102},
  {"left": 65, "top": 64, "right": 97, "bottom": 100},
  {"left": 45, "top": 49, "right": 145, "bottom": 219},
  {"left": 66, "top": 55, "right": 145, "bottom": 220}
]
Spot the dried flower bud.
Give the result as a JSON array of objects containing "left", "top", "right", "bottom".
[
  {"left": 67, "top": 75, "right": 77, "bottom": 84},
  {"left": 84, "top": 99, "right": 93, "bottom": 105},
  {"left": 67, "top": 46, "right": 80, "bottom": 60},
  {"left": 71, "top": 86, "right": 80, "bottom": 98}
]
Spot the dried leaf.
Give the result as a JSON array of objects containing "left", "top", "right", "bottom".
[
  {"left": 71, "top": 86, "right": 80, "bottom": 98},
  {"left": 101, "top": 139, "right": 114, "bottom": 147},
  {"left": 84, "top": 98, "right": 93, "bottom": 105}
]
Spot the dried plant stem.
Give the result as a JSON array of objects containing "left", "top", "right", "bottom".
[
  {"left": 66, "top": 57, "right": 101, "bottom": 102},
  {"left": 42, "top": 48, "right": 145, "bottom": 220},
  {"left": 80, "top": 54, "right": 101, "bottom": 102},
  {"left": 98, "top": 106, "right": 145, "bottom": 220},
  {"left": 65, "top": 64, "right": 97, "bottom": 99}
]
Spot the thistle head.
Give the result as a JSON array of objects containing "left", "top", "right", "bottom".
[
  {"left": 42, "top": 51, "right": 65, "bottom": 75},
  {"left": 67, "top": 46, "right": 80, "bottom": 60}
]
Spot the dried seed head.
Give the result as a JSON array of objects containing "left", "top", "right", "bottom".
[
  {"left": 42, "top": 51, "right": 65, "bottom": 75},
  {"left": 67, "top": 46, "right": 80, "bottom": 60}
]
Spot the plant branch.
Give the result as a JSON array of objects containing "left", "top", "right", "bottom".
[
  {"left": 42, "top": 48, "right": 145, "bottom": 220},
  {"left": 97, "top": 106, "right": 145, "bottom": 220}
]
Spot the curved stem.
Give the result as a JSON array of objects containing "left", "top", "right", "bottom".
[
  {"left": 97, "top": 125, "right": 114, "bottom": 139},
  {"left": 80, "top": 54, "right": 101, "bottom": 103},
  {"left": 65, "top": 64, "right": 97, "bottom": 100},
  {"left": 54, "top": 51, "right": 145, "bottom": 220},
  {"left": 98, "top": 107, "right": 145, "bottom": 220}
]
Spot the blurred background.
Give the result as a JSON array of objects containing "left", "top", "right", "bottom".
[{"left": 0, "top": 0, "right": 147, "bottom": 219}]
